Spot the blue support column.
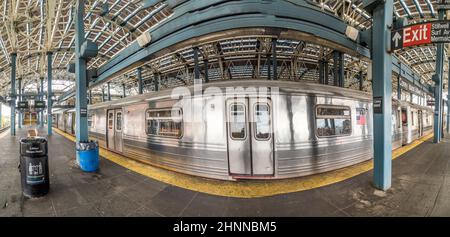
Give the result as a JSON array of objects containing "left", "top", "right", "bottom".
[
  {"left": 47, "top": 52, "right": 53, "bottom": 135},
  {"left": 137, "top": 67, "right": 143, "bottom": 94},
  {"left": 10, "top": 53, "right": 16, "bottom": 136},
  {"left": 74, "top": 0, "right": 88, "bottom": 143},
  {"left": 154, "top": 74, "right": 160, "bottom": 92},
  {"left": 397, "top": 63, "right": 402, "bottom": 100},
  {"left": 204, "top": 59, "right": 209, "bottom": 83},
  {"left": 272, "top": 38, "right": 277, "bottom": 80},
  {"left": 18, "top": 78, "right": 22, "bottom": 129},
  {"left": 339, "top": 52, "right": 344, "bottom": 87},
  {"left": 447, "top": 58, "right": 450, "bottom": 133},
  {"left": 107, "top": 82, "right": 111, "bottom": 101},
  {"left": 333, "top": 51, "right": 339, "bottom": 86},
  {"left": 371, "top": 0, "right": 393, "bottom": 190},
  {"left": 0, "top": 102, "right": 2, "bottom": 128},
  {"left": 434, "top": 9, "right": 445, "bottom": 143},
  {"left": 40, "top": 77, "right": 44, "bottom": 128},
  {"left": 193, "top": 47, "right": 200, "bottom": 81},
  {"left": 319, "top": 60, "right": 324, "bottom": 84},
  {"left": 102, "top": 87, "right": 105, "bottom": 102},
  {"left": 359, "top": 70, "right": 363, "bottom": 91}
]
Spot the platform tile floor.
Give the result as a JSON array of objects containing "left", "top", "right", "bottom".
[{"left": 1, "top": 126, "right": 450, "bottom": 217}]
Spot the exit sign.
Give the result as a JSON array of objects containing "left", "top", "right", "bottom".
[{"left": 391, "top": 21, "right": 450, "bottom": 51}]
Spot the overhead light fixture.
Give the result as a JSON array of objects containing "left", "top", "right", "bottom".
[
  {"left": 345, "top": 25, "right": 359, "bottom": 41},
  {"left": 137, "top": 31, "right": 152, "bottom": 48}
]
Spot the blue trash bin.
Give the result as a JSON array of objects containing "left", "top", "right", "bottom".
[{"left": 76, "top": 141, "right": 99, "bottom": 172}]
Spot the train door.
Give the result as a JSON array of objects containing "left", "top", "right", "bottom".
[
  {"left": 106, "top": 109, "right": 123, "bottom": 153},
  {"left": 401, "top": 107, "right": 409, "bottom": 145},
  {"left": 107, "top": 110, "right": 115, "bottom": 151},
  {"left": 226, "top": 97, "right": 274, "bottom": 177},
  {"left": 114, "top": 109, "right": 123, "bottom": 153},
  {"left": 418, "top": 110, "right": 423, "bottom": 137}
]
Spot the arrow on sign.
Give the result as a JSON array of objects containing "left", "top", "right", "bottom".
[{"left": 392, "top": 32, "right": 402, "bottom": 48}]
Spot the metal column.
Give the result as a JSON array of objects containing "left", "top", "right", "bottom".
[
  {"left": 40, "top": 77, "right": 44, "bottom": 128},
  {"left": 18, "top": 78, "right": 22, "bottom": 129},
  {"left": 74, "top": 0, "right": 88, "bottom": 143},
  {"left": 397, "top": 63, "right": 402, "bottom": 100},
  {"left": 122, "top": 84, "right": 126, "bottom": 98},
  {"left": 89, "top": 90, "right": 92, "bottom": 104},
  {"left": 10, "top": 53, "right": 16, "bottom": 136},
  {"left": 339, "top": 52, "right": 345, "bottom": 87},
  {"left": 102, "top": 87, "right": 105, "bottom": 102},
  {"left": 434, "top": 9, "right": 445, "bottom": 143},
  {"left": 333, "top": 51, "right": 339, "bottom": 86},
  {"left": 154, "top": 74, "right": 160, "bottom": 92},
  {"left": 193, "top": 47, "right": 200, "bottom": 81},
  {"left": 137, "top": 67, "right": 143, "bottom": 94},
  {"left": 447, "top": 58, "right": 450, "bottom": 133},
  {"left": 319, "top": 60, "right": 324, "bottom": 84},
  {"left": 272, "top": 38, "right": 277, "bottom": 80},
  {"left": 371, "top": 0, "right": 393, "bottom": 190},
  {"left": 47, "top": 52, "right": 53, "bottom": 135},
  {"left": 359, "top": 71, "right": 363, "bottom": 91},
  {"left": 204, "top": 60, "right": 209, "bottom": 83},
  {"left": 107, "top": 82, "right": 111, "bottom": 101}
]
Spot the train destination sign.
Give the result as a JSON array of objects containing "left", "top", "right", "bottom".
[{"left": 391, "top": 21, "right": 450, "bottom": 51}]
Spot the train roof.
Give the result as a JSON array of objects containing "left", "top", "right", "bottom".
[{"left": 88, "top": 80, "right": 373, "bottom": 110}]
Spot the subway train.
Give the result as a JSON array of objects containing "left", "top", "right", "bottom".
[{"left": 52, "top": 80, "right": 435, "bottom": 180}]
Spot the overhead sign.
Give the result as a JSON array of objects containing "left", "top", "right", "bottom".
[
  {"left": 436, "top": 0, "right": 450, "bottom": 10},
  {"left": 17, "top": 101, "right": 29, "bottom": 109},
  {"left": 34, "top": 101, "right": 45, "bottom": 109},
  {"left": 391, "top": 21, "right": 450, "bottom": 51}
]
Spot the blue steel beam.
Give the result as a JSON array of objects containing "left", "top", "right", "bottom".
[
  {"left": 10, "top": 53, "right": 16, "bottom": 136},
  {"left": 371, "top": 0, "right": 393, "bottom": 190},
  {"left": 434, "top": 9, "right": 445, "bottom": 143},
  {"left": 448, "top": 57, "right": 450, "bottom": 133},
  {"left": 75, "top": 0, "right": 89, "bottom": 143},
  {"left": 47, "top": 52, "right": 53, "bottom": 135},
  {"left": 18, "top": 78, "right": 22, "bottom": 129},
  {"left": 272, "top": 38, "right": 277, "bottom": 80},
  {"left": 40, "top": 77, "right": 44, "bottom": 128},
  {"left": 137, "top": 67, "right": 143, "bottom": 94},
  {"left": 107, "top": 82, "right": 111, "bottom": 101}
]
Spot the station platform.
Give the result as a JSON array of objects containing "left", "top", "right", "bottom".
[{"left": 1, "top": 126, "right": 450, "bottom": 217}]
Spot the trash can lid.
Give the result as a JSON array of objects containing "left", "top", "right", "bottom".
[{"left": 20, "top": 137, "right": 48, "bottom": 144}]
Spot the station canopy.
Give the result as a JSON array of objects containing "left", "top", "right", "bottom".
[{"left": 0, "top": 0, "right": 447, "bottom": 103}]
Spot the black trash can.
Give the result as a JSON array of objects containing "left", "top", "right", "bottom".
[{"left": 19, "top": 137, "right": 50, "bottom": 198}]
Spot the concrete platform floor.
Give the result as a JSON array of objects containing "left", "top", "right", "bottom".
[{"left": 1, "top": 126, "right": 450, "bottom": 217}]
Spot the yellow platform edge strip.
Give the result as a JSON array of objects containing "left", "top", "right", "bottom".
[{"left": 53, "top": 128, "right": 433, "bottom": 198}]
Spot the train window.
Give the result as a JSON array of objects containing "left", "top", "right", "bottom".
[
  {"left": 108, "top": 112, "right": 114, "bottom": 129},
  {"left": 146, "top": 108, "right": 182, "bottom": 138},
  {"left": 229, "top": 103, "right": 247, "bottom": 139},
  {"left": 87, "top": 114, "right": 94, "bottom": 128},
  {"left": 254, "top": 103, "right": 271, "bottom": 140},
  {"left": 356, "top": 108, "right": 366, "bottom": 125},
  {"left": 116, "top": 112, "right": 122, "bottom": 131},
  {"left": 315, "top": 105, "right": 351, "bottom": 137}
]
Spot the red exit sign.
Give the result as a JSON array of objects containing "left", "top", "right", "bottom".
[{"left": 402, "top": 23, "right": 431, "bottom": 47}]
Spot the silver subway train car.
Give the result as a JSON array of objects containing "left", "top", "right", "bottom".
[{"left": 53, "top": 80, "right": 434, "bottom": 180}]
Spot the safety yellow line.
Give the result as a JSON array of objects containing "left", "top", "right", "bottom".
[{"left": 53, "top": 127, "right": 433, "bottom": 198}]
